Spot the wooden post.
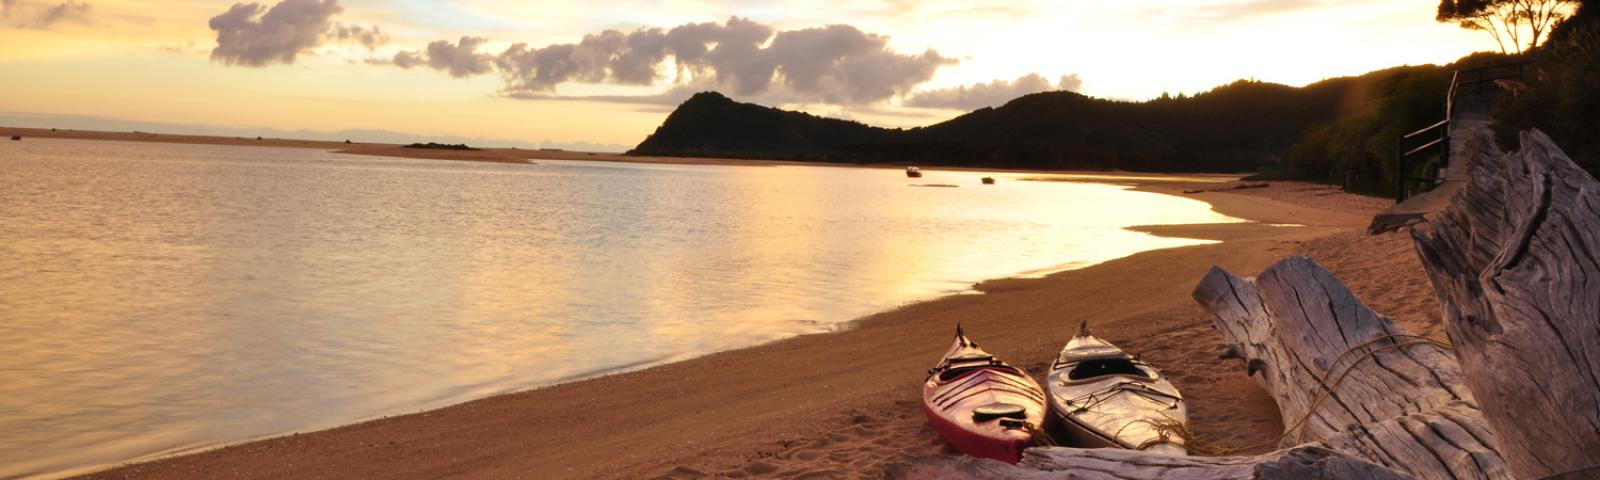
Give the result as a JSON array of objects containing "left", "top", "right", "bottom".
[
  {"left": 1397, "top": 136, "right": 1408, "bottom": 203},
  {"left": 1440, "top": 123, "right": 1450, "bottom": 175},
  {"left": 1411, "top": 129, "right": 1600, "bottom": 479}
]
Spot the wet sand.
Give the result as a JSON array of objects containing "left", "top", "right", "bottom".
[{"left": 70, "top": 177, "right": 1440, "bottom": 479}]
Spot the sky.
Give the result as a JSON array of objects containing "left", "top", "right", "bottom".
[{"left": 0, "top": 0, "right": 1497, "bottom": 150}]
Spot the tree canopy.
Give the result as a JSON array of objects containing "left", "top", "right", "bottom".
[{"left": 1438, "top": 0, "right": 1577, "bottom": 53}]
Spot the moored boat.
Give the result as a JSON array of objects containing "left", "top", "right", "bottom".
[
  {"left": 922, "top": 325, "right": 1047, "bottom": 463},
  {"left": 1046, "top": 323, "right": 1187, "bottom": 456},
  {"left": 981, "top": 177, "right": 995, "bottom": 184},
  {"left": 906, "top": 166, "right": 922, "bottom": 178}
]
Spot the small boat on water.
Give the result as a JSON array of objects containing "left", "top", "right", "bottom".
[
  {"left": 981, "top": 177, "right": 995, "bottom": 185},
  {"left": 906, "top": 166, "right": 922, "bottom": 178},
  {"left": 1047, "top": 323, "right": 1187, "bottom": 456},
  {"left": 9, "top": 135, "right": 19, "bottom": 141},
  {"left": 923, "top": 325, "right": 1047, "bottom": 463}
]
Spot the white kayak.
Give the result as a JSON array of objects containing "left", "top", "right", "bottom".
[{"left": 1046, "top": 323, "right": 1188, "bottom": 456}]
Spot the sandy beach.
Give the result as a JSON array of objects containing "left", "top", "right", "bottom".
[{"left": 53, "top": 151, "right": 1439, "bottom": 480}]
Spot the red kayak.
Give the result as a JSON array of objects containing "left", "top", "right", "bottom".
[{"left": 922, "top": 325, "right": 1047, "bottom": 463}]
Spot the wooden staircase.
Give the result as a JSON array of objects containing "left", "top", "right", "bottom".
[{"left": 1367, "top": 63, "right": 1525, "bottom": 234}]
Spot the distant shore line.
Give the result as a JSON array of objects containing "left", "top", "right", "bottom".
[{"left": 1, "top": 126, "right": 1253, "bottom": 179}]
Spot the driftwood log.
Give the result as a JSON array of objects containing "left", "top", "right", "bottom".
[
  {"left": 1193, "top": 256, "right": 1507, "bottom": 479},
  {"left": 884, "top": 445, "right": 1411, "bottom": 480},
  {"left": 1411, "top": 130, "right": 1600, "bottom": 479}
]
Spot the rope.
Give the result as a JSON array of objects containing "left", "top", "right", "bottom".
[
  {"left": 1022, "top": 421, "right": 1059, "bottom": 447},
  {"left": 1061, "top": 382, "right": 1134, "bottom": 414},
  {"left": 1138, "top": 416, "right": 1232, "bottom": 456},
  {"left": 1062, "top": 381, "right": 1180, "bottom": 415},
  {"left": 1267, "top": 338, "right": 1452, "bottom": 448},
  {"left": 1317, "top": 334, "right": 1449, "bottom": 388},
  {"left": 1113, "top": 411, "right": 1228, "bottom": 456}
]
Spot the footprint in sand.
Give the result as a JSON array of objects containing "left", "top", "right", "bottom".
[
  {"left": 745, "top": 461, "right": 780, "bottom": 475},
  {"left": 654, "top": 465, "right": 708, "bottom": 479}
]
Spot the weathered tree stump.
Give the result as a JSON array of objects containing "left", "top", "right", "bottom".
[
  {"left": 1193, "top": 256, "right": 1507, "bottom": 479},
  {"left": 1411, "top": 129, "right": 1600, "bottom": 479}
]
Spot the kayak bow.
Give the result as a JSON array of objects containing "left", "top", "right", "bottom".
[
  {"left": 922, "top": 325, "right": 1047, "bottom": 463},
  {"left": 1046, "top": 322, "right": 1188, "bottom": 456}
]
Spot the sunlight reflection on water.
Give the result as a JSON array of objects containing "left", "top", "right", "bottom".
[{"left": 0, "top": 138, "right": 1241, "bottom": 478}]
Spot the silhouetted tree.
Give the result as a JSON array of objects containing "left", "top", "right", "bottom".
[
  {"left": 1439, "top": 0, "right": 1577, "bottom": 53},
  {"left": 1491, "top": 1, "right": 1600, "bottom": 178}
]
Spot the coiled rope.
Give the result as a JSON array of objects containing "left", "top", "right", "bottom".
[{"left": 1022, "top": 421, "right": 1059, "bottom": 447}]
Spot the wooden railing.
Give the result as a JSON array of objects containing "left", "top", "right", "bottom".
[{"left": 1394, "top": 62, "right": 1528, "bottom": 202}]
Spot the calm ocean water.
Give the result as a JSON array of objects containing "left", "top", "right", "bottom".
[{"left": 0, "top": 138, "right": 1238, "bottom": 478}]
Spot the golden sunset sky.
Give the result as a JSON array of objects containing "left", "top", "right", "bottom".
[{"left": 0, "top": 0, "right": 1493, "bottom": 150}]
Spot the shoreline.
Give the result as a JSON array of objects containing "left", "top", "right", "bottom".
[{"left": 68, "top": 175, "right": 1409, "bottom": 479}]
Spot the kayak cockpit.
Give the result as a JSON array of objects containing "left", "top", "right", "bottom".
[
  {"left": 1065, "top": 357, "right": 1157, "bottom": 382},
  {"left": 972, "top": 402, "right": 1028, "bottom": 421}
]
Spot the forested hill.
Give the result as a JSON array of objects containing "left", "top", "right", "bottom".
[
  {"left": 630, "top": 92, "right": 896, "bottom": 159},
  {"left": 630, "top": 77, "right": 1378, "bottom": 172}
]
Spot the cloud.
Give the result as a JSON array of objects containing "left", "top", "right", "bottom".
[
  {"left": 903, "top": 73, "right": 1083, "bottom": 110},
  {"left": 760, "top": 24, "right": 952, "bottom": 104},
  {"left": 330, "top": 22, "right": 387, "bottom": 50},
  {"left": 492, "top": 18, "right": 769, "bottom": 94},
  {"left": 208, "top": 0, "right": 342, "bottom": 66},
  {"left": 390, "top": 50, "right": 423, "bottom": 68},
  {"left": 390, "top": 36, "right": 494, "bottom": 77},
  {"left": 207, "top": 0, "right": 387, "bottom": 66},
  {"left": 2, "top": 0, "right": 90, "bottom": 29},
  {"left": 389, "top": 17, "right": 953, "bottom": 107}
]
